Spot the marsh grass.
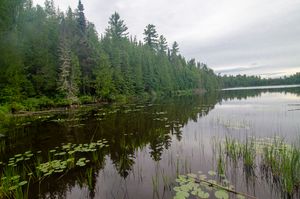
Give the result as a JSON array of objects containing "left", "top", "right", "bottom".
[
  {"left": 86, "top": 168, "right": 93, "bottom": 190},
  {"left": 241, "top": 137, "right": 256, "bottom": 169},
  {"left": 223, "top": 136, "right": 300, "bottom": 197},
  {"left": 217, "top": 144, "right": 225, "bottom": 175},
  {"left": 224, "top": 137, "right": 241, "bottom": 163},
  {"left": 261, "top": 138, "right": 300, "bottom": 195}
]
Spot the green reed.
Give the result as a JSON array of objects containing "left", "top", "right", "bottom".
[
  {"left": 261, "top": 137, "right": 300, "bottom": 195},
  {"left": 223, "top": 136, "right": 300, "bottom": 196}
]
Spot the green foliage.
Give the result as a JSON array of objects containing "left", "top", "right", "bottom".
[
  {"left": 22, "top": 96, "right": 54, "bottom": 110},
  {"left": 79, "top": 95, "right": 94, "bottom": 104},
  {"left": 143, "top": 24, "right": 158, "bottom": 49},
  {"left": 107, "top": 12, "right": 128, "bottom": 39},
  {"left": 0, "top": 0, "right": 220, "bottom": 111},
  {"left": 0, "top": 105, "right": 10, "bottom": 125},
  {"left": 76, "top": 0, "right": 86, "bottom": 34}
]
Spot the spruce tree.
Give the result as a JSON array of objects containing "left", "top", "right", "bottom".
[
  {"left": 171, "top": 41, "right": 179, "bottom": 57},
  {"left": 107, "top": 12, "right": 128, "bottom": 39},
  {"left": 76, "top": 0, "right": 86, "bottom": 34},
  {"left": 158, "top": 35, "right": 168, "bottom": 54},
  {"left": 143, "top": 24, "right": 158, "bottom": 50}
]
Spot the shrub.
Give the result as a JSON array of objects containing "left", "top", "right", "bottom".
[{"left": 79, "top": 95, "right": 94, "bottom": 104}]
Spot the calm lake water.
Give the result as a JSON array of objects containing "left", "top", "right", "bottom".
[{"left": 1, "top": 86, "right": 300, "bottom": 199}]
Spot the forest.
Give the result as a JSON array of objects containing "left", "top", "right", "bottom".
[
  {"left": 221, "top": 73, "right": 300, "bottom": 88},
  {"left": 1, "top": 0, "right": 299, "bottom": 115},
  {"left": 0, "top": 0, "right": 221, "bottom": 113}
]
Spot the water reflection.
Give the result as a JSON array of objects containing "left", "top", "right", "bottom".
[{"left": 0, "top": 87, "right": 300, "bottom": 198}]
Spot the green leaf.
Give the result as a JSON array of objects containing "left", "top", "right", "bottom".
[
  {"left": 18, "top": 181, "right": 28, "bottom": 186},
  {"left": 175, "top": 191, "right": 189, "bottom": 198},
  {"left": 198, "top": 191, "right": 209, "bottom": 199},
  {"left": 215, "top": 190, "right": 229, "bottom": 199}
]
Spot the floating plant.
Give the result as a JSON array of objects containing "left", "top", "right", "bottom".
[
  {"left": 37, "top": 160, "right": 68, "bottom": 176},
  {"left": 173, "top": 171, "right": 253, "bottom": 199},
  {"left": 214, "top": 190, "right": 229, "bottom": 199},
  {"left": 0, "top": 139, "right": 109, "bottom": 198}
]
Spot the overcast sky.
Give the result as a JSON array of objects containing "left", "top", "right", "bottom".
[{"left": 33, "top": 0, "right": 300, "bottom": 78}]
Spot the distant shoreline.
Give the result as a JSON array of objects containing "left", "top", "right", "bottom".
[{"left": 222, "top": 84, "right": 300, "bottom": 91}]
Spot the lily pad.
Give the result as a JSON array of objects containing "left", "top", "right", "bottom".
[
  {"left": 198, "top": 191, "right": 209, "bottom": 199},
  {"left": 175, "top": 191, "right": 189, "bottom": 198},
  {"left": 215, "top": 190, "right": 229, "bottom": 199}
]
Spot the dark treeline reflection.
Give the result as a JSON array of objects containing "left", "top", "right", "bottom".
[
  {"left": 0, "top": 93, "right": 219, "bottom": 198},
  {"left": 0, "top": 87, "right": 299, "bottom": 198}
]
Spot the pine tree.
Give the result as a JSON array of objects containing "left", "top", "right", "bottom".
[
  {"left": 171, "top": 41, "right": 179, "bottom": 57},
  {"left": 158, "top": 35, "right": 168, "bottom": 54},
  {"left": 143, "top": 24, "right": 158, "bottom": 50},
  {"left": 44, "top": 0, "right": 55, "bottom": 16},
  {"left": 107, "top": 12, "right": 128, "bottom": 39},
  {"left": 76, "top": 0, "right": 86, "bottom": 34}
]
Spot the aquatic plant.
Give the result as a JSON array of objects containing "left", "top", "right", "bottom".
[
  {"left": 217, "top": 144, "right": 225, "bottom": 175},
  {"left": 223, "top": 136, "right": 300, "bottom": 197},
  {"left": 37, "top": 160, "right": 68, "bottom": 176},
  {"left": 261, "top": 137, "right": 300, "bottom": 195},
  {"left": 0, "top": 166, "right": 28, "bottom": 199},
  {"left": 0, "top": 139, "right": 109, "bottom": 198},
  {"left": 86, "top": 168, "right": 93, "bottom": 190},
  {"left": 224, "top": 137, "right": 241, "bottom": 163},
  {"left": 241, "top": 138, "right": 256, "bottom": 168},
  {"left": 173, "top": 171, "right": 250, "bottom": 199}
]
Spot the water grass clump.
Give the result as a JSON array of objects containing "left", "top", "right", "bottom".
[
  {"left": 261, "top": 137, "right": 300, "bottom": 195},
  {"left": 223, "top": 136, "right": 300, "bottom": 197}
]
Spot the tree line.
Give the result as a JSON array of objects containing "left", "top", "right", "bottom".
[
  {"left": 221, "top": 73, "right": 300, "bottom": 88},
  {"left": 0, "top": 0, "right": 220, "bottom": 111}
]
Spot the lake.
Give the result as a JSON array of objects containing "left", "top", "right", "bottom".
[{"left": 1, "top": 86, "right": 300, "bottom": 199}]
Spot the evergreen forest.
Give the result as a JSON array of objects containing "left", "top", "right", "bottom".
[{"left": 0, "top": 0, "right": 220, "bottom": 112}]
